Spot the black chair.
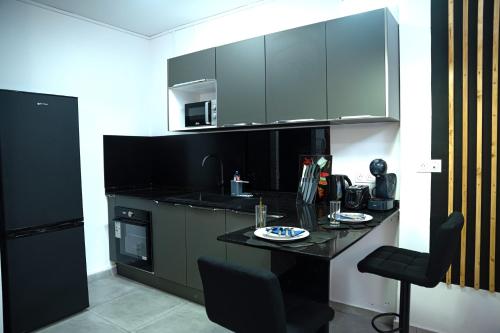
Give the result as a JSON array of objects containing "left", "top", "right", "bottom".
[
  {"left": 198, "top": 256, "right": 334, "bottom": 333},
  {"left": 357, "top": 212, "right": 464, "bottom": 333}
]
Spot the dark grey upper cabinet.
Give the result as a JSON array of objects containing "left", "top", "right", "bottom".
[
  {"left": 265, "top": 23, "right": 327, "bottom": 123},
  {"left": 152, "top": 202, "right": 186, "bottom": 286},
  {"left": 216, "top": 37, "right": 266, "bottom": 126},
  {"left": 326, "top": 8, "right": 399, "bottom": 120},
  {"left": 168, "top": 48, "right": 215, "bottom": 87},
  {"left": 225, "top": 211, "right": 270, "bottom": 270},
  {"left": 185, "top": 206, "right": 226, "bottom": 290}
]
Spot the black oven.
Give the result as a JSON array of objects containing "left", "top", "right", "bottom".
[
  {"left": 185, "top": 100, "right": 217, "bottom": 127},
  {"left": 112, "top": 206, "right": 153, "bottom": 272}
]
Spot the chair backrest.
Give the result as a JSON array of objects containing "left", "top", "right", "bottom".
[
  {"left": 426, "top": 212, "right": 464, "bottom": 286},
  {"left": 198, "top": 256, "right": 288, "bottom": 333}
]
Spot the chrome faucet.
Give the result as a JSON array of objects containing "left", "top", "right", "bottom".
[{"left": 201, "top": 154, "right": 224, "bottom": 194}]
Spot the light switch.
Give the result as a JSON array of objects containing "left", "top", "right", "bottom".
[{"left": 417, "top": 159, "right": 442, "bottom": 173}]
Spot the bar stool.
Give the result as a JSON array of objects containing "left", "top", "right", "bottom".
[
  {"left": 357, "top": 212, "right": 464, "bottom": 333},
  {"left": 198, "top": 256, "right": 335, "bottom": 333}
]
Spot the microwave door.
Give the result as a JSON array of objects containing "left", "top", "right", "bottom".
[{"left": 205, "top": 101, "right": 209, "bottom": 125}]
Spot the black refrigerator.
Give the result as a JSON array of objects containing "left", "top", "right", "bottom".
[{"left": 0, "top": 90, "right": 89, "bottom": 333}]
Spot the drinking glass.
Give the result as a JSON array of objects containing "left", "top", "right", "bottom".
[
  {"left": 330, "top": 201, "right": 341, "bottom": 226},
  {"left": 255, "top": 204, "right": 267, "bottom": 229}
]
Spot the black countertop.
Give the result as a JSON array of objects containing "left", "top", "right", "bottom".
[
  {"left": 218, "top": 198, "right": 399, "bottom": 261},
  {"left": 108, "top": 187, "right": 399, "bottom": 261}
]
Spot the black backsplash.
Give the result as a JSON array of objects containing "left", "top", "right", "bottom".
[
  {"left": 103, "top": 135, "right": 153, "bottom": 190},
  {"left": 104, "top": 127, "right": 330, "bottom": 193}
]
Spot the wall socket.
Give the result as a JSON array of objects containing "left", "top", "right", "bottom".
[
  {"left": 416, "top": 159, "right": 442, "bottom": 173},
  {"left": 355, "top": 173, "right": 376, "bottom": 183}
]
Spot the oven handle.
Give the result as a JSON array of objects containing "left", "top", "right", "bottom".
[{"left": 113, "top": 218, "right": 150, "bottom": 227}]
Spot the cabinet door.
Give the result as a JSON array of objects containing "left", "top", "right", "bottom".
[
  {"left": 216, "top": 37, "right": 266, "bottom": 126},
  {"left": 226, "top": 211, "right": 270, "bottom": 270},
  {"left": 152, "top": 202, "right": 187, "bottom": 285},
  {"left": 168, "top": 48, "right": 215, "bottom": 87},
  {"left": 107, "top": 195, "right": 117, "bottom": 262},
  {"left": 186, "top": 206, "right": 226, "bottom": 290},
  {"left": 265, "top": 23, "right": 327, "bottom": 123},
  {"left": 326, "top": 9, "right": 387, "bottom": 119}
]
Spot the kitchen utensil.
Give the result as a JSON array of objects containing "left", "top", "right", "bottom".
[
  {"left": 327, "top": 212, "right": 373, "bottom": 223},
  {"left": 329, "top": 201, "right": 341, "bottom": 226},
  {"left": 254, "top": 227, "right": 310, "bottom": 242},
  {"left": 255, "top": 201, "right": 267, "bottom": 229},
  {"left": 327, "top": 175, "right": 353, "bottom": 205}
]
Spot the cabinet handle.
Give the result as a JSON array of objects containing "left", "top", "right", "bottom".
[
  {"left": 153, "top": 200, "right": 184, "bottom": 207},
  {"left": 188, "top": 205, "right": 224, "bottom": 212},
  {"left": 229, "top": 209, "right": 254, "bottom": 216},
  {"left": 171, "top": 79, "right": 207, "bottom": 88},
  {"left": 221, "top": 122, "right": 264, "bottom": 127},
  {"left": 106, "top": 194, "right": 115, "bottom": 198},
  {"left": 272, "top": 119, "right": 317, "bottom": 124},
  {"left": 336, "top": 115, "right": 377, "bottom": 120}
]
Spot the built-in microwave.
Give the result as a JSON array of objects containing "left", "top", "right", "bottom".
[{"left": 185, "top": 100, "right": 217, "bottom": 127}]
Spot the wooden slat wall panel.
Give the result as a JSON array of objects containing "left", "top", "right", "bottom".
[
  {"left": 490, "top": 0, "right": 499, "bottom": 293},
  {"left": 461, "top": 0, "right": 470, "bottom": 287},
  {"left": 474, "top": 0, "right": 484, "bottom": 290},
  {"left": 434, "top": 0, "right": 499, "bottom": 292},
  {"left": 447, "top": 0, "right": 455, "bottom": 285}
]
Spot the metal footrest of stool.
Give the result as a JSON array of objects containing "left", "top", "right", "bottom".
[{"left": 371, "top": 312, "right": 400, "bottom": 333}]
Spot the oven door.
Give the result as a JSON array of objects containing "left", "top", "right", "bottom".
[
  {"left": 185, "top": 101, "right": 210, "bottom": 126},
  {"left": 114, "top": 218, "right": 153, "bottom": 272}
]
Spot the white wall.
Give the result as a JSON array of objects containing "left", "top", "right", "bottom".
[
  {"left": 331, "top": 122, "right": 400, "bottom": 196},
  {"left": 0, "top": 0, "right": 152, "bottom": 275},
  {"left": 149, "top": 1, "right": 500, "bottom": 333}
]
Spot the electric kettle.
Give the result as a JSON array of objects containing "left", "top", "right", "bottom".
[{"left": 327, "top": 174, "right": 352, "bottom": 205}]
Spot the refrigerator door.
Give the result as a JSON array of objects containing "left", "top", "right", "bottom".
[
  {"left": 0, "top": 90, "right": 83, "bottom": 231},
  {"left": 3, "top": 223, "right": 88, "bottom": 333}
]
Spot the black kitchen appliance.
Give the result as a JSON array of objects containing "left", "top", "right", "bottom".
[
  {"left": 0, "top": 90, "right": 89, "bottom": 333},
  {"left": 185, "top": 99, "right": 217, "bottom": 127},
  {"left": 112, "top": 206, "right": 153, "bottom": 272},
  {"left": 368, "top": 159, "right": 397, "bottom": 211},
  {"left": 327, "top": 174, "right": 352, "bottom": 206},
  {"left": 344, "top": 185, "right": 371, "bottom": 210}
]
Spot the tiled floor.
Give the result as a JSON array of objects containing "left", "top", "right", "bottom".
[{"left": 36, "top": 274, "right": 385, "bottom": 333}]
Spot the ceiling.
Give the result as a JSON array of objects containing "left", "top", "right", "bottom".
[{"left": 28, "top": 0, "right": 265, "bottom": 37}]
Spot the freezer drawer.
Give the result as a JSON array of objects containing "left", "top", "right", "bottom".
[{"left": 2, "top": 223, "right": 88, "bottom": 333}]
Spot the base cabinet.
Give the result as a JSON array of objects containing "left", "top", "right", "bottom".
[
  {"left": 108, "top": 197, "right": 271, "bottom": 301},
  {"left": 186, "top": 206, "right": 226, "bottom": 290},
  {"left": 226, "top": 211, "right": 270, "bottom": 270},
  {"left": 152, "top": 202, "right": 187, "bottom": 286}
]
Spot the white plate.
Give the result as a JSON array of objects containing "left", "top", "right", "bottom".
[
  {"left": 254, "top": 227, "right": 310, "bottom": 242},
  {"left": 328, "top": 212, "right": 373, "bottom": 223}
]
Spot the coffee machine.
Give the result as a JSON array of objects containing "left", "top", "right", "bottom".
[{"left": 368, "top": 159, "right": 397, "bottom": 211}]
